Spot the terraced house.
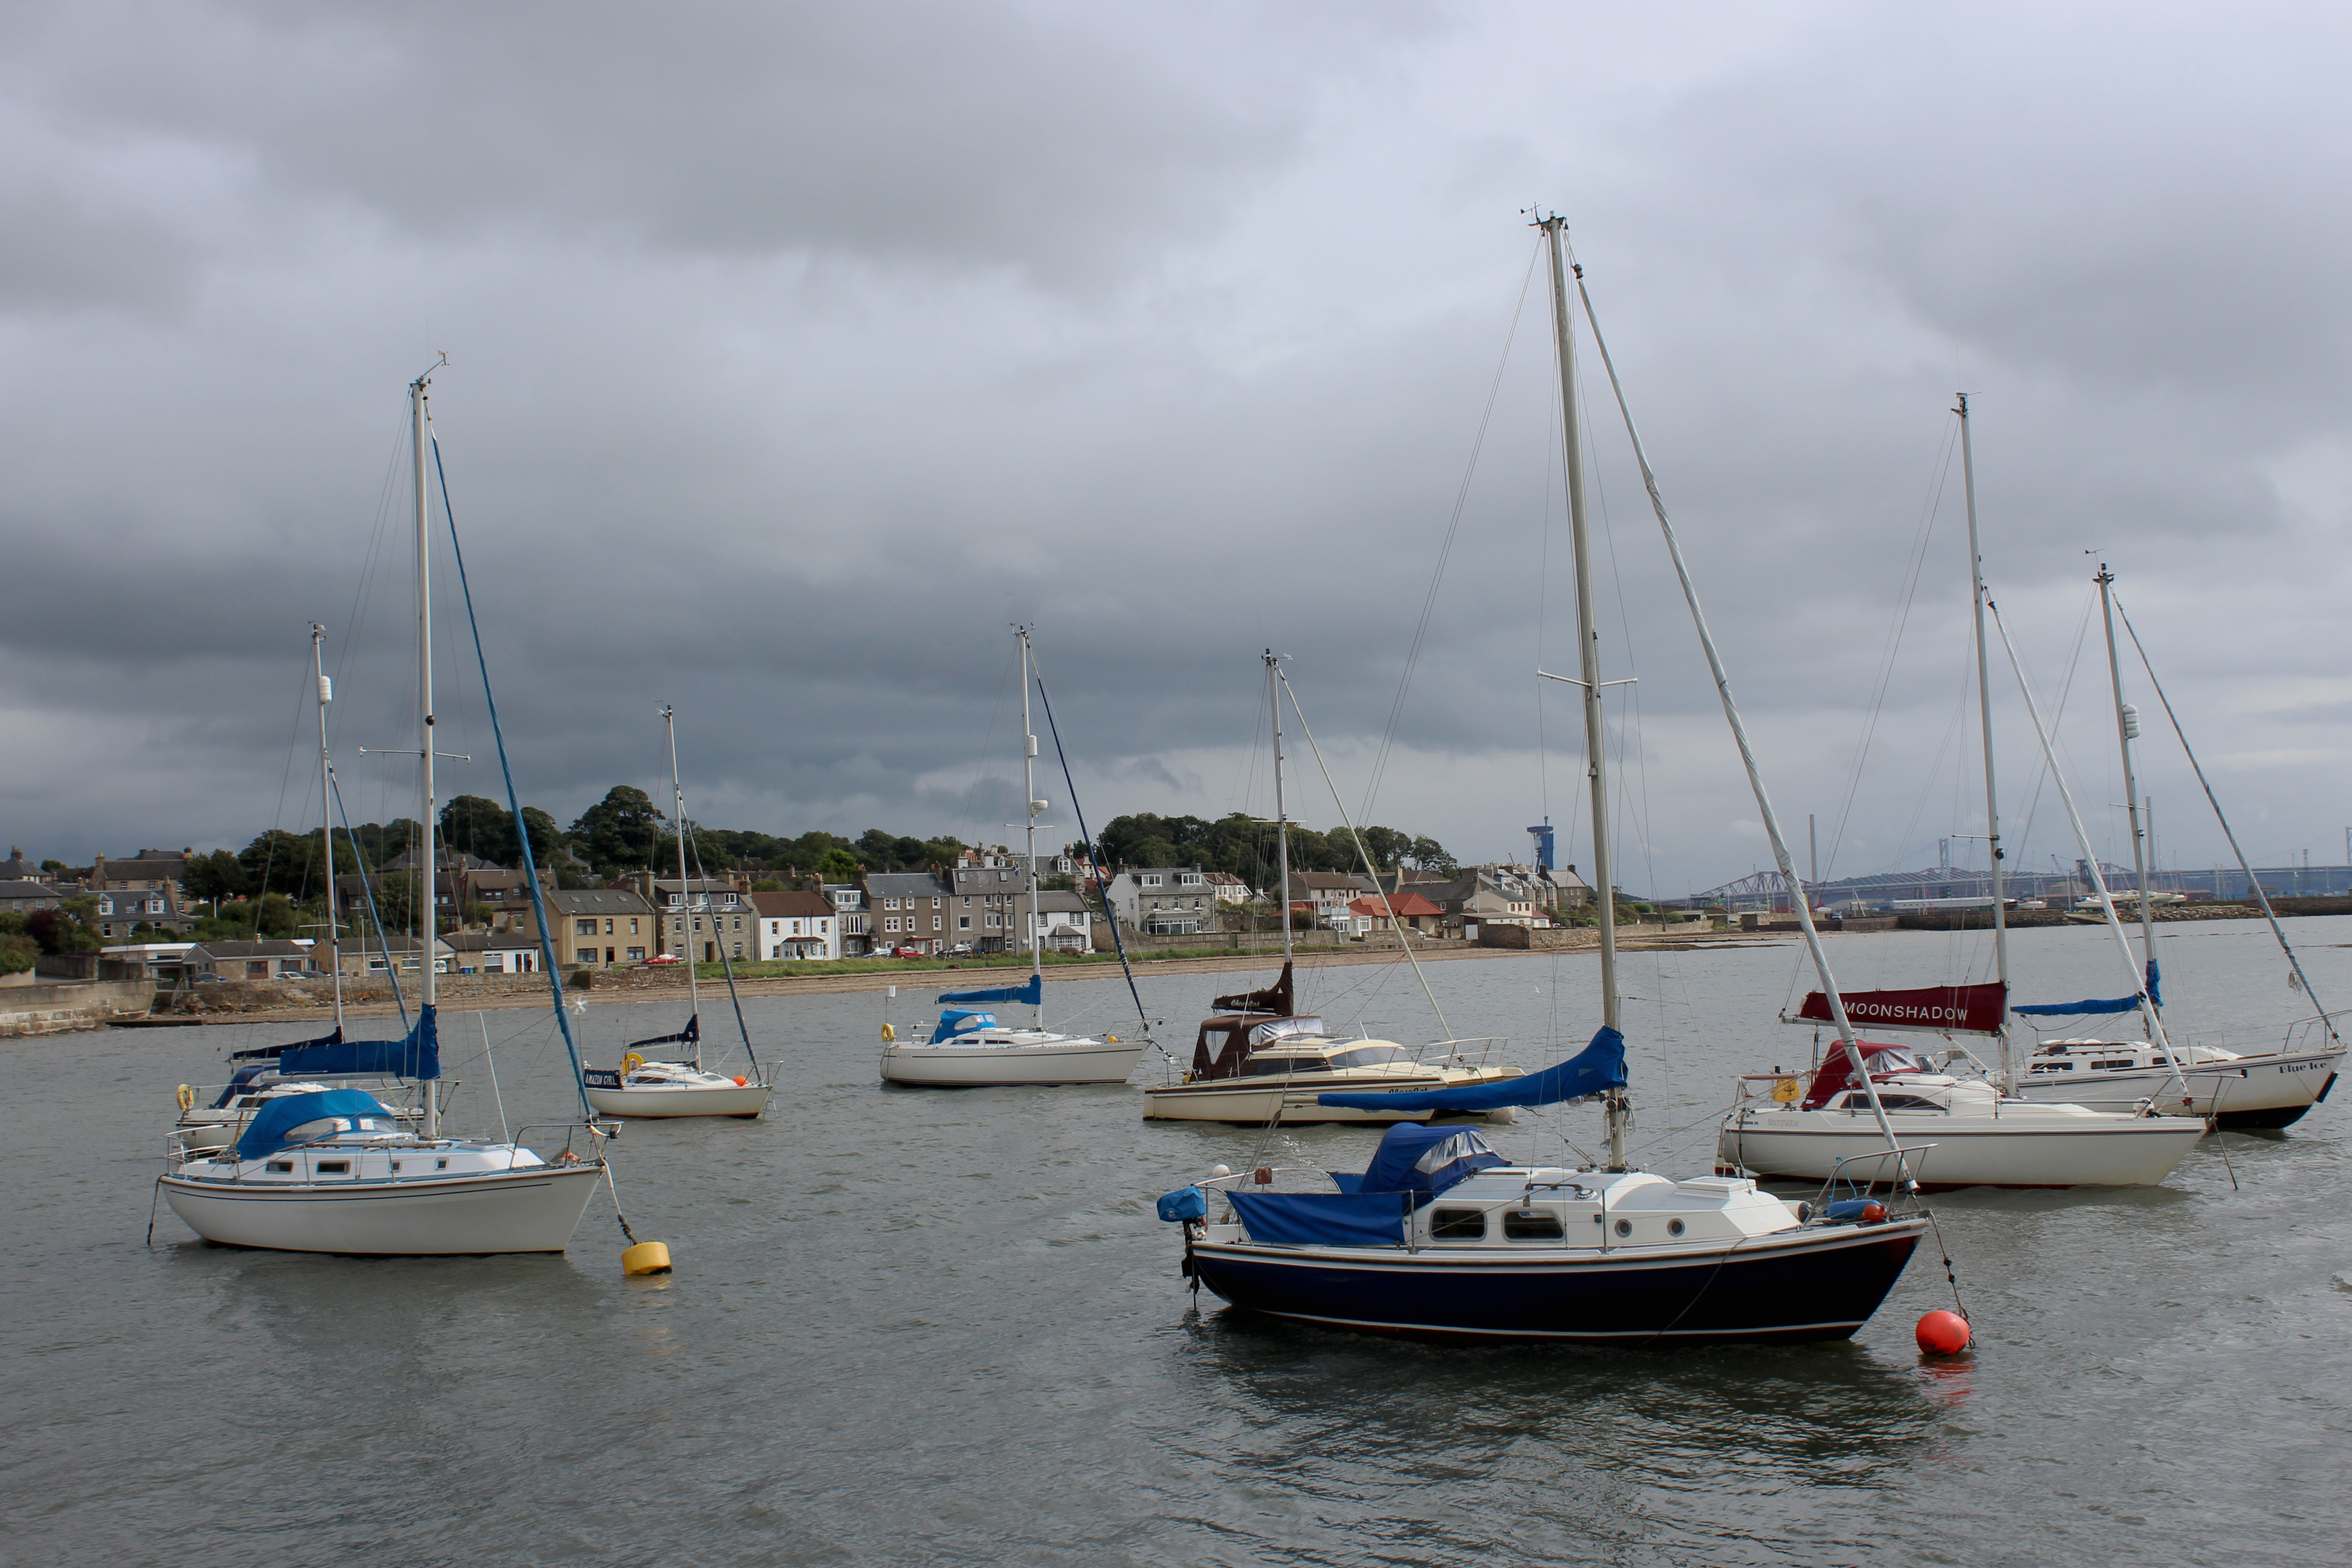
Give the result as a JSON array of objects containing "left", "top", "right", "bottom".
[{"left": 865, "top": 871, "right": 950, "bottom": 954}]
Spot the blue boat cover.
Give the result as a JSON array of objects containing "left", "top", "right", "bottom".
[
  {"left": 938, "top": 974, "right": 1043, "bottom": 1006},
  {"left": 1228, "top": 1191, "right": 1408, "bottom": 1248},
  {"left": 1352, "top": 1124, "right": 1510, "bottom": 1199},
  {"left": 2016, "top": 960, "right": 2160, "bottom": 1017},
  {"left": 233, "top": 1088, "right": 396, "bottom": 1161},
  {"left": 211, "top": 1061, "right": 278, "bottom": 1109},
  {"left": 277, "top": 1005, "right": 440, "bottom": 1081},
  {"left": 935, "top": 1008, "right": 999, "bottom": 1040},
  {"left": 1317, "top": 1025, "right": 1627, "bottom": 1113},
  {"left": 228, "top": 1026, "right": 342, "bottom": 1063},
  {"left": 1156, "top": 1185, "right": 1208, "bottom": 1222}
]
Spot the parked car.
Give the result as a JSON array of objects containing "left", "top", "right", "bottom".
[
  {"left": 892, "top": 946, "right": 923, "bottom": 958},
  {"left": 642, "top": 953, "right": 682, "bottom": 966},
  {"left": 949, "top": 942, "right": 973, "bottom": 955}
]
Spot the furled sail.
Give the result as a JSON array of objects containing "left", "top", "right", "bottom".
[
  {"left": 2014, "top": 960, "right": 2160, "bottom": 1017},
  {"left": 1212, "top": 961, "right": 1293, "bottom": 1016},
  {"left": 277, "top": 1006, "right": 440, "bottom": 1081},
  {"left": 936, "top": 974, "right": 1043, "bottom": 1006},
  {"left": 1317, "top": 1026, "right": 1625, "bottom": 1113},
  {"left": 1789, "top": 982, "right": 2006, "bottom": 1036}
]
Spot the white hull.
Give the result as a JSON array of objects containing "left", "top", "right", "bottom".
[
  {"left": 1143, "top": 1068, "right": 1520, "bottom": 1124},
  {"left": 583, "top": 1082, "right": 773, "bottom": 1118},
  {"left": 160, "top": 1163, "right": 603, "bottom": 1254},
  {"left": 2013, "top": 1049, "right": 2340, "bottom": 1124},
  {"left": 880, "top": 1038, "right": 1146, "bottom": 1087},
  {"left": 1718, "top": 1108, "right": 2206, "bottom": 1188}
]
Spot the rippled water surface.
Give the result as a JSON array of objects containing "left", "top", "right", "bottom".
[{"left": 9, "top": 920, "right": 2351, "bottom": 1565}]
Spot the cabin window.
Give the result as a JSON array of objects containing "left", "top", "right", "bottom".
[
  {"left": 1242, "top": 1055, "right": 1312, "bottom": 1077},
  {"left": 436, "top": 1158, "right": 448, "bottom": 1169},
  {"left": 1666, "top": 1219, "right": 1686, "bottom": 1237},
  {"left": 266, "top": 1160, "right": 293, "bottom": 1172},
  {"left": 1503, "top": 1209, "right": 1564, "bottom": 1240},
  {"left": 1871, "top": 1094, "right": 1943, "bottom": 1111},
  {"left": 391, "top": 1161, "right": 402, "bottom": 1172},
  {"left": 2095, "top": 1060, "right": 2136, "bottom": 1071},
  {"left": 1612, "top": 1218, "right": 1633, "bottom": 1238},
  {"left": 1430, "top": 1208, "right": 1485, "bottom": 1240},
  {"left": 317, "top": 1161, "right": 350, "bottom": 1174},
  {"left": 1328, "top": 1046, "right": 1411, "bottom": 1069}
]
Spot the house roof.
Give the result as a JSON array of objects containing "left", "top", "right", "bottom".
[
  {"left": 751, "top": 890, "right": 834, "bottom": 920},
  {"left": 1352, "top": 891, "right": 1443, "bottom": 918},
  {"left": 865, "top": 872, "right": 950, "bottom": 898},
  {"left": 380, "top": 848, "right": 501, "bottom": 872},
  {"left": 187, "top": 939, "right": 309, "bottom": 960},
  {"left": 1013, "top": 889, "right": 1091, "bottom": 914},
  {"left": 544, "top": 888, "right": 655, "bottom": 916},
  {"left": 1202, "top": 871, "right": 1246, "bottom": 885},
  {"left": 345, "top": 932, "right": 455, "bottom": 955},
  {"left": 0, "top": 879, "right": 60, "bottom": 903},
  {"left": 444, "top": 930, "right": 539, "bottom": 952}
]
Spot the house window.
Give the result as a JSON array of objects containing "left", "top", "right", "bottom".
[
  {"left": 1180, "top": 873, "right": 1202, "bottom": 886},
  {"left": 1141, "top": 875, "right": 1161, "bottom": 888},
  {"left": 629, "top": 918, "right": 640, "bottom": 934},
  {"left": 930, "top": 916, "right": 942, "bottom": 931},
  {"left": 576, "top": 948, "right": 597, "bottom": 965},
  {"left": 959, "top": 916, "right": 971, "bottom": 929},
  {"left": 605, "top": 918, "right": 615, "bottom": 934},
  {"left": 576, "top": 919, "right": 596, "bottom": 936},
  {"left": 986, "top": 912, "right": 1000, "bottom": 928},
  {"left": 627, "top": 947, "right": 645, "bottom": 962},
  {"left": 885, "top": 916, "right": 901, "bottom": 933}
]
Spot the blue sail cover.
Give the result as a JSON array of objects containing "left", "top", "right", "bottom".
[
  {"left": 1227, "top": 1191, "right": 1409, "bottom": 1248},
  {"left": 1317, "top": 1025, "right": 1628, "bottom": 1113},
  {"left": 935, "top": 1008, "right": 1000, "bottom": 1040},
  {"left": 937, "top": 974, "right": 1042, "bottom": 1006},
  {"left": 277, "top": 1006, "right": 440, "bottom": 1081},
  {"left": 1355, "top": 1124, "right": 1509, "bottom": 1199},
  {"left": 2016, "top": 960, "right": 2160, "bottom": 1017},
  {"left": 228, "top": 1027, "right": 342, "bottom": 1063},
  {"left": 232, "top": 1088, "right": 396, "bottom": 1161}
]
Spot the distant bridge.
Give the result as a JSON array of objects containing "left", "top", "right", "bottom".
[{"left": 1667, "top": 859, "right": 2352, "bottom": 910}]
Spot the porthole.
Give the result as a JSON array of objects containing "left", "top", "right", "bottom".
[
  {"left": 1666, "top": 1219, "right": 1686, "bottom": 1237},
  {"left": 436, "top": 1158, "right": 449, "bottom": 1169},
  {"left": 1614, "top": 1218, "right": 1633, "bottom": 1238},
  {"left": 266, "top": 1160, "right": 293, "bottom": 1173}
]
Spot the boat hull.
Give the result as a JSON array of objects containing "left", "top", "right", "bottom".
[
  {"left": 880, "top": 1040, "right": 1146, "bottom": 1087},
  {"left": 1143, "top": 1068, "right": 1519, "bottom": 1124},
  {"left": 2012, "top": 1051, "right": 2340, "bottom": 1129},
  {"left": 1718, "top": 1111, "right": 2207, "bottom": 1188},
  {"left": 1190, "top": 1218, "right": 1927, "bottom": 1343},
  {"left": 160, "top": 1164, "right": 603, "bottom": 1255},
  {"left": 582, "top": 1082, "right": 773, "bottom": 1118}
]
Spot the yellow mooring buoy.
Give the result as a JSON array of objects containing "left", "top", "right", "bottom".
[{"left": 622, "top": 1241, "right": 673, "bottom": 1276}]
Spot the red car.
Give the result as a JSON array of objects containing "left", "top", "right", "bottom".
[{"left": 892, "top": 946, "right": 923, "bottom": 958}]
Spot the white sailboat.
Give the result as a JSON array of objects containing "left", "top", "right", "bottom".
[
  {"left": 1142, "top": 654, "right": 1518, "bottom": 1124},
  {"left": 581, "top": 705, "right": 775, "bottom": 1118},
  {"left": 881, "top": 626, "right": 1148, "bottom": 1087},
  {"left": 160, "top": 364, "right": 604, "bottom": 1254},
  {"left": 2003, "top": 564, "right": 2345, "bottom": 1126},
  {"left": 1716, "top": 396, "right": 2205, "bottom": 1190}
]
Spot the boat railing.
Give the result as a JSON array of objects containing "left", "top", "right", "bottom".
[
  {"left": 511, "top": 1121, "right": 617, "bottom": 1164},
  {"left": 1196, "top": 1164, "right": 1343, "bottom": 1195},
  {"left": 2279, "top": 1010, "right": 2348, "bottom": 1057},
  {"left": 1811, "top": 1143, "right": 1939, "bottom": 1206},
  {"left": 1426, "top": 1037, "right": 1506, "bottom": 1069}
]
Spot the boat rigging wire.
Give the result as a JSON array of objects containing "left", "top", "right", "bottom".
[
  {"left": 1360, "top": 238, "right": 1545, "bottom": 821},
  {"left": 2115, "top": 597, "right": 2337, "bottom": 1040},
  {"left": 428, "top": 404, "right": 597, "bottom": 1123},
  {"left": 683, "top": 814, "right": 763, "bottom": 1079}
]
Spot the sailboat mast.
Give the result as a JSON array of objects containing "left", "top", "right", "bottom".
[
  {"left": 2097, "top": 565, "right": 2161, "bottom": 1035},
  {"left": 1956, "top": 395, "right": 2012, "bottom": 1086},
  {"left": 1540, "top": 216, "right": 1625, "bottom": 1167},
  {"left": 1019, "top": 626, "right": 1044, "bottom": 1026},
  {"left": 663, "top": 703, "right": 702, "bottom": 1066},
  {"left": 1266, "top": 651, "right": 1294, "bottom": 968},
  {"left": 313, "top": 624, "right": 344, "bottom": 1034},
  {"left": 411, "top": 370, "right": 438, "bottom": 1139}
]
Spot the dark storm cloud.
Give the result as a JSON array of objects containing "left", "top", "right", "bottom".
[{"left": 5, "top": 1, "right": 2350, "bottom": 892}]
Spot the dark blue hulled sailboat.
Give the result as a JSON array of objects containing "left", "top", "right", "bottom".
[
  {"left": 1156, "top": 215, "right": 1932, "bottom": 1344},
  {"left": 1164, "top": 1028, "right": 1925, "bottom": 1344}
]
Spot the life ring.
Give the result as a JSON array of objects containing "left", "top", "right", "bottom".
[
  {"left": 622, "top": 1053, "right": 645, "bottom": 1074},
  {"left": 880, "top": 1023, "right": 896, "bottom": 1042},
  {"left": 176, "top": 1084, "right": 196, "bottom": 1112}
]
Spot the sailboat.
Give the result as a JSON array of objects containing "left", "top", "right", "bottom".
[
  {"left": 1143, "top": 654, "right": 1519, "bottom": 1124},
  {"left": 880, "top": 627, "right": 1148, "bottom": 1087},
  {"left": 581, "top": 706, "right": 775, "bottom": 1118},
  {"left": 171, "top": 623, "right": 425, "bottom": 1153},
  {"left": 1715, "top": 398, "right": 2206, "bottom": 1190},
  {"left": 2004, "top": 564, "right": 2345, "bottom": 1125},
  {"left": 1159, "top": 216, "right": 1929, "bottom": 1342},
  {"left": 158, "top": 364, "right": 605, "bottom": 1255}
]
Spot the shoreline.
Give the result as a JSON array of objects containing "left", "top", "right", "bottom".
[{"left": 110, "top": 928, "right": 1777, "bottom": 1026}]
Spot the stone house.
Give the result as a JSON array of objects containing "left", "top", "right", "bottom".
[
  {"left": 442, "top": 929, "right": 542, "bottom": 974},
  {"left": 507, "top": 887, "right": 657, "bottom": 968},
  {"left": 947, "top": 861, "right": 1026, "bottom": 952},
  {"left": 865, "top": 871, "right": 951, "bottom": 954},
  {"left": 825, "top": 882, "right": 871, "bottom": 957},
  {"left": 1010, "top": 889, "right": 1095, "bottom": 952},
  {"left": 186, "top": 939, "right": 315, "bottom": 980},
  {"left": 647, "top": 876, "right": 752, "bottom": 963},
  {"left": 335, "top": 932, "right": 457, "bottom": 977}
]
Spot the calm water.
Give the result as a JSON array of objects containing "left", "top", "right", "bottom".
[{"left": 8, "top": 920, "right": 2349, "bottom": 1566}]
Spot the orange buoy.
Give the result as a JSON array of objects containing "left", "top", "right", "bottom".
[
  {"left": 733, "top": 1076, "right": 747, "bottom": 1087},
  {"left": 1916, "top": 1309, "right": 1972, "bottom": 1355}
]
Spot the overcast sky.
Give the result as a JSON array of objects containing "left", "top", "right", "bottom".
[{"left": 7, "top": 1, "right": 2349, "bottom": 894}]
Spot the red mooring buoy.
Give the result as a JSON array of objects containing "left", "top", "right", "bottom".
[{"left": 1916, "top": 1310, "right": 1972, "bottom": 1355}]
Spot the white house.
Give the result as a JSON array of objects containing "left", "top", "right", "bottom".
[
  {"left": 1011, "top": 889, "right": 1095, "bottom": 952},
  {"left": 1106, "top": 867, "right": 1217, "bottom": 935},
  {"left": 751, "top": 889, "right": 839, "bottom": 960}
]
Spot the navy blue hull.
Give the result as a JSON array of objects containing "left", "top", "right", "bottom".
[{"left": 1193, "top": 1221, "right": 1926, "bottom": 1344}]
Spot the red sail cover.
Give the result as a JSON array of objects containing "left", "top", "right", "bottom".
[{"left": 1792, "top": 982, "right": 2006, "bottom": 1036}]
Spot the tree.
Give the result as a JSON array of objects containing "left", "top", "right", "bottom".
[
  {"left": 0, "top": 911, "right": 37, "bottom": 974},
  {"left": 749, "top": 878, "right": 784, "bottom": 893},
  {"left": 815, "top": 846, "right": 862, "bottom": 883},
  {"left": 1407, "top": 836, "right": 1456, "bottom": 873},
  {"left": 184, "top": 849, "right": 248, "bottom": 903},
  {"left": 28, "top": 898, "right": 102, "bottom": 954},
  {"left": 569, "top": 786, "right": 666, "bottom": 876}
]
